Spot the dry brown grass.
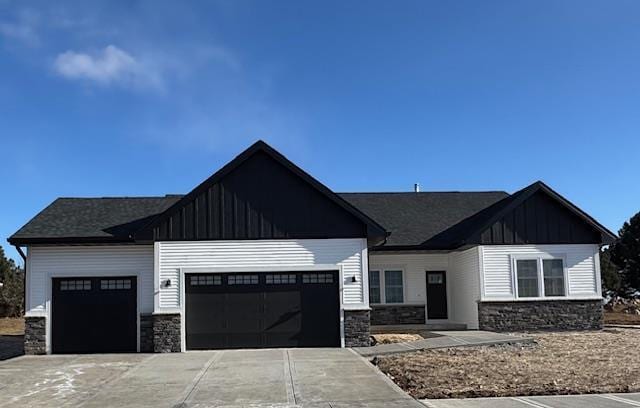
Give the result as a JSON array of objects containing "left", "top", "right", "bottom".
[
  {"left": 0, "top": 318, "right": 24, "bottom": 335},
  {"left": 605, "top": 311, "right": 640, "bottom": 325},
  {"left": 375, "top": 328, "right": 640, "bottom": 399},
  {"left": 373, "top": 333, "right": 424, "bottom": 344}
]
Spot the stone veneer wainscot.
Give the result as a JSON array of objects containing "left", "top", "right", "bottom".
[
  {"left": 370, "top": 305, "right": 426, "bottom": 325},
  {"left": 478, "top": 299, "right": 603, "bottom": 332}
]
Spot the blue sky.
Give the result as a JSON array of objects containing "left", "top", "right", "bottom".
[{"left": 1, "top": 1, "right": 638, "bottom": 262}]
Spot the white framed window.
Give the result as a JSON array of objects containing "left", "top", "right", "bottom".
[
  {"left": 368, "top": 268, "right": 404, "bottom": 304},
  {"left": 515, "top": 259, "right": 539, "bottom": 298},
  {"left": 369, "top": 270, "right": 381, "bottom": 303},
  {"left": 385, "top": 270, "right": 404, "bottom": 303},
  {"left": 513, "top": 256, "right": 567, "bottom": 299},
  {"left": 543, "top": 259, "right": 565, "bottom": 297}
]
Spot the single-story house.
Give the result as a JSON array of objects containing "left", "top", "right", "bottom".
[{"left": 8, "top": 141, "right": 616, "bottom": 354}]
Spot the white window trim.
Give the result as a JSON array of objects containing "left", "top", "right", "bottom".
[
  {"left": 368, "top": 267, "right": 406, "bottom": 305},
  {"left": 511, "top": 254, "right": 568, "bottom": 300}
]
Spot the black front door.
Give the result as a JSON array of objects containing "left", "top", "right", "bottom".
[
  {"left": 426, "top": 271, "right": 448, "bottom": 319},
  {"left": 52, "top": 277, "right": 137, "bottom": 354},
  {"left": 185, "top": 271, "right": 340, "bottom": 350}
]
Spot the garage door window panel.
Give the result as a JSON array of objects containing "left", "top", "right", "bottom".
[
  {"left": 190, "top": 275, "right": 222, "bottom": 286},
  {"left": 100, "top": 279, "right": 132, "bottom": 290},
  {"left": 228, "top": 275, "right": 259, "bottom": 285},
  {"left": 302, "top": 273, "right": 334, "bottom": 284},
  {"left": 60, "top": 280, "right": 91, "bottom": 291},
  {"left": 266, "top": 274, "right": 296, "bottom": 284}
]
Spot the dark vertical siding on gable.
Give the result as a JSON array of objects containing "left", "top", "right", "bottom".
[
  {"left": 477, "top": 191, "right": 601, "bottom": 245},
  {"left": 152, "top": 151, "right": 366, "bottom": 241}
]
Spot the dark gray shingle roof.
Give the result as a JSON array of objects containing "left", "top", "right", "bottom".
[
  {"left": 9, "top": 197, "right": 181, "bottom": 243},
  {"left": 338, "top": 191, "right": 509, "bottom": 247},
  {"left": 9, "top": 192, "right": 508, "bottom": 247}
]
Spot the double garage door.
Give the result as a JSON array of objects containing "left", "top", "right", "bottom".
[
  {"left": 186, "top": 271, "right": 340, "bottom": 350},
  {"left": 51, "top": 271, "right": 340, "bottom": 353}
]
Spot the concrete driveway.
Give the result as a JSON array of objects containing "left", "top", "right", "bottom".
[
  {"left": 422, "top": 393, "right": 640, "bottom": 408},
  {"left": 0, "top": 348, "right": 422, "bottom": 407}
]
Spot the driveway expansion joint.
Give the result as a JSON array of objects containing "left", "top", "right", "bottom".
[
  {"left": 284, "top": 349, "right": 298, "bottom": 406},
  {"left": 175, "top": 351, "right": 224, "bottom": 407}
]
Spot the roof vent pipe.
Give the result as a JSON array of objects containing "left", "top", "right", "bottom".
[{"left": 414, "top": 183, "right": 420, "bottom": 193}]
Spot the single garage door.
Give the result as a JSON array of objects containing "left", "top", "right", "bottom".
[
  {"left": 186, "top": 271, "right": 340, "bottom": 350},
  {"left": 52, "top": 277, "right": 137, "bottom": 354}
]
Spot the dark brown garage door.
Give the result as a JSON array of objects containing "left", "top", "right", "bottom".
[
  {"left": 52, "top": 277, "right": 137, "bottom": 354},
  {"left": 185, "top": 271, "right": 340, "bottom": 350}
]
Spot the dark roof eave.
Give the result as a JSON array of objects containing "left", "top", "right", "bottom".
[
  {"left": 7, "top": 236, "right": 136, "bottom": 246},
  {"left": 370, "top": 243, "right": 462, "bottom": 252}
]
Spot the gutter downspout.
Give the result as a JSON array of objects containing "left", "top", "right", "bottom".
[{"left": 13, "top": 245, "right": 26, "bottom": 316}]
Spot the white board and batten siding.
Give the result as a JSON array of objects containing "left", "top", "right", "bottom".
[
  {"left": 480, "top": 244, "right": 602, "bottom": 300},
  {"left": 155, "top": 238, "right": 369, "bottom": 312},
  {"left": 26, "top": 245, "right": 155, "bottom": 316}
]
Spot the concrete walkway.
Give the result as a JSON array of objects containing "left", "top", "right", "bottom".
[
  {"left": 422, "top": 393, "right": 640, "bottom": 407},
  {"left": 354, "top": 330, "right": 534, "bottom": 357}
]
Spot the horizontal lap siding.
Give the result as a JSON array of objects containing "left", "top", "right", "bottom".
[
  {"left": 480, "top": 244, "right": 600, "bottom": 300},
  {"left": 27, "top": 245, "right": 154, "bottom": 314},
  {"left": 448, "top": 247, "right": 480, "bottom": 328},
  {"left": 482, "top": 248, "right": 515, "bottom": 297},
  {"left": 157, "top": 239, "right": 366, "bottom": 309},
  {"left": 567, "top": 251, "right": 599, "bottom": 295}
]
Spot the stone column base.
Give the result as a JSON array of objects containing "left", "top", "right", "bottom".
[
  {"left": 152, "top": 314, "right": 181, "bottom": 352},
  {"left": 344, "top": 310, "right": 371, "bottom": 347},
  {"left": 24, "top": 316, "right": 46, "bottom": 355}
]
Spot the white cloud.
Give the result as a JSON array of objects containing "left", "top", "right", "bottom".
[{"left": 53, "top": 45, "right": 162, "bottom": 89}]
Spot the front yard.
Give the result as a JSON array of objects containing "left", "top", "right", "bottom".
[
  {"left": 604, "top": 301, "right": 640, "bottom": 325},
  {"left": 374, "top": 328, "right": 640, "bottom": 399},
  {"left": 0, "top": 317, "right": 24, "bottom": 335}
]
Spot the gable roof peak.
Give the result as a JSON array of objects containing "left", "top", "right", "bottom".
[{"left": 133, "top": 139, "right": 388, "bottom": 242}]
